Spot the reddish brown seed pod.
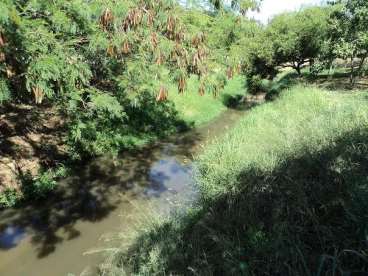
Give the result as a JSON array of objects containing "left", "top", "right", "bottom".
[
  {"left": 0, "top": 32, "right": 5, "bottom": 47},
  {"left": 166, "top": 16, "right": 176, "bottom": 35},
  {"left": 150, "top": 32, "right": 158, "bottom": 49},
  {"left": 32, "top": 86, "right": 44, "bottom": 104},
  {"left": 198, "top": 83, "right": 205, "bottom": 96},
  {"left": 123, "top": 8, "right": 143, "bottom": 31},
  {"left": 146, "top": 10, "right": 154, "bottom": 26},
  {"left": 100, "top": 8, "right": 114, "bottom": 30},
  {"left": 178, "top": 77, "right": 187, "bottom": 94},
  {"left": 175, "top": 28, "right": 185, "bottom": 43},
  {"left": 156, "top": 52, "right": 164, "bottom": 65},
  {"left": 236, "top": 63, "right": 242, "bottom": 74},
  {"left": 107, "top": 44, "right": 115, "bottom": 56},
  {"left": 192, "top": 32, "right": 205, "bottom": 48},
  {"left": 226, "top": 67, "right": 234, "bottom": 79},
  {"left": 0, "top": 52, "right": 5, "bottom": 62},
  {"left": 121, "top": 41, "right": 131, "bottom": 54},
  {"left": 156, "top": 85, "right": 168, "bottom": 102}
]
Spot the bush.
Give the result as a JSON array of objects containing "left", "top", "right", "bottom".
[
  {"left": 247, "top": 74, "right": 263, "bottom": 95},
  {"left": 0, "top": 189, "right": 20, "bottom": 208},
  {"left": 17, "top": 165, "right": 68, "bottom": 203}
]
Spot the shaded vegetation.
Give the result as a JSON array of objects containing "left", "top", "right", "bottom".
[
  {"left": 105, "top": 87, "right": 368, "bottom": 275},
  {"left": 0, "top": 0, "right": 250, "bottom": 205},
  {"left": 1, "top": 0, "right": 368, "bottom": 274}
]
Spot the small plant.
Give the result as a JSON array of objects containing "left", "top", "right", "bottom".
[
  {"left": 247, "top": 74, "right": 263, "bottom": 95},
  {"left": 0, "top": 189, "right": 20, "bottom": 208},
  {"left": 19, "top": 165, "right": 68, "bottom": 201}
]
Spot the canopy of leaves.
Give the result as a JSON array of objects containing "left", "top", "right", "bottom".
[
  {"left": 0, "top": 0, "right": 232, "bottom": 157},
  {"left": 328, "top": 0, "right": 368, "bottom": 57},
  {"left": 265, "top": 7, "right": 330, "bottom": 73}
]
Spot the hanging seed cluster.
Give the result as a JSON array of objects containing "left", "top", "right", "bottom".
[
  {"left": 0, "top": 30, "right": 15, "bottom": 82},
  {"left": 122, "top": 41, "right": 131, "bottom": 54},
  {"left": 178, "top": 76, "right": 186, "bottom": 94},
  {"left": 171, "top": 43, "right": 188, "bottom": 68},
  {"left": 198, "top": 82, "right": 205, "bottom": 96},
  {"left": 99, "top": 8, "right": 114, "bottom": 31},
  {"left": 156, "top": 85, "right": 168, "bottom": 101},
  {"left": 122, "top": 8, "right": 143, "bottom": 31},
  {"left": 226, "top": 66, "right": 234, "bottom": 79},
  {"left": 98, "top": 0, "right": 211, "bottom": 99},
  {"left": 32, "top": 86, "right": 44, "bottom": 104},
  {"left": 227, "top": 62, "right": 242, "bottom": 79},
  {"left": 150, "top": 32, "right": 158, "bottom": 49},
  {"left": 0, "top": 31, "right": 5, "bottom": 62}
]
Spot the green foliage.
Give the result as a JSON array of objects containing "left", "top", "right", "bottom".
[
  {"left": 0, "top": 189, "right": 20, "bottom": 208},
  {"left": 246, "top": 74, "right": 263, "bottom": 94},
  {"left": 266, "top": 7, "right": 330, "bottom": 75},
  {"left": 110, "top": 86, "right": 368, "bottom": 275},
  {"left": 0, "top": 165, "right": 67, "bottom": 208},
  {"left": 0, "top": 79, "right": 11, "bottom": 104},
  {"left": 327, "top": 0, "right": 368, "bottom": 83},
  {"left": 209, "top": 0, "right": 262, "bottom": 13},
  {"left": 21, "top": 165, "right": 68, "bottom": 200},
  {"left": 1, "top": 0, "right": 230, "bottom": 158},
  {"left": 170, "top": 75, "right": 246, "bottom": 125}
]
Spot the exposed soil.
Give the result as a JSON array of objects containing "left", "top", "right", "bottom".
[{"left": 0, "top": 104, "right": 67, "bottom": 193}]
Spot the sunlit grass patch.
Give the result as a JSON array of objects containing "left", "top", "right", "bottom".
[{"left": 169, "top": 75, "right": 246, "bottom": 126}]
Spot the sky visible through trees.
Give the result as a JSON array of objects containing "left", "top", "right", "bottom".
[{"left": 248, "top": 0, "right": 325, "bottom": 23}]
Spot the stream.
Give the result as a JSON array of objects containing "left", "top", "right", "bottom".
[{"left": 0, "top": 109, "right": 243, "bottom": 276}]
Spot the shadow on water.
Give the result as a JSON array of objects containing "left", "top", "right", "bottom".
[
  {"left": 0, "top": 108, "right": 244, "bottom": 268},
  {"left": 122, "top": 128, "right": 368, "bottom": 275},
  {"left": 0, "top": 129, "right": 200, "bottom": 258}
]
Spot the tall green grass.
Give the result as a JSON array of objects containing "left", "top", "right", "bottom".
[
  {"left": 198, "top": 85, "right": 368, "bottom": 197},
  {"left": 170, "top": 75, "right": 246, "bottom": 126},
  {"left": 103, "top": 85, "right": 368, "bottom": 275}
]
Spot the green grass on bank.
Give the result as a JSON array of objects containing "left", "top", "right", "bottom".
[
  {"left": 104, "top": 85, "right": 368, "bottom": 275},
  {"left": 170, "top": 75, "right": 246, "bottom": 126}
]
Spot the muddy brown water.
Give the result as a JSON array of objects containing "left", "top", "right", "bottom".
[{"left": 0, "top": 109, "right": 243, "bottom": 276}]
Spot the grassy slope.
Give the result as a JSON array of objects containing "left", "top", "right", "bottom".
[
  {"left": 170, "top": 75, "right": 245, "bottom": 126},
  {"left": 106, "top": 85, "right": 368, "bottom": 275},
  {"left": 198, "top": 85, "right": 367, "bottom": 196}
]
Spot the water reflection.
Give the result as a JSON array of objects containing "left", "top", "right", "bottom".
[
  {"left": 0, "top": 109, "right": 244, "bottom": 276},
  {"left": 0, "top": 225, "right": 26, "bottom": 249}
]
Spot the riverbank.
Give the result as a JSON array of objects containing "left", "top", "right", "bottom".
[
  {"left": 0, "top": 76, "right": 246, "bottom": 208},
  {"left": 0, "top": 98, "right": 248, "bottom": 275},
  {"left": 105, "top": 85, "right": 368, "bottom": 275}
]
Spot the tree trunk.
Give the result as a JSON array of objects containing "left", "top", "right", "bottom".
[
  {"left": 356, "top": 55, "right": 367, "bottom": 79},
  {"left": 328, "top": 61, "right": 334, "bottom": 80},
  {"left": 309, "top": 59, "right": 314, "bottom": 72},
  {"left": 295, "top": 63, "right": 301, "bottom": 76},
  {"left": 350, "top": 56, "right": 355, "bottom": 86}
]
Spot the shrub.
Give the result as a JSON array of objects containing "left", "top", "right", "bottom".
[
  {"left": 19, "top": 165, "right": 68, "bottom": 202},
  {"left": 0, "top": 189, "right": 20, "bottom": 208},
  {"left": 247, "top": 74, "right": 263, "bottom": 95}
]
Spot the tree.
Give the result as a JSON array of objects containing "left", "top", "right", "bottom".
[
  {"left": 266, "top": 7, "right": 330, "bottom": 75},
  {"left": 0, "top": 0, "right": 217, "bottom": 157},
  {"left": 209, "top": 0, "right": 262, "bottom": 13},
  {"left": 327, "top": 0, "right": 368, "bottom": 84}
]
